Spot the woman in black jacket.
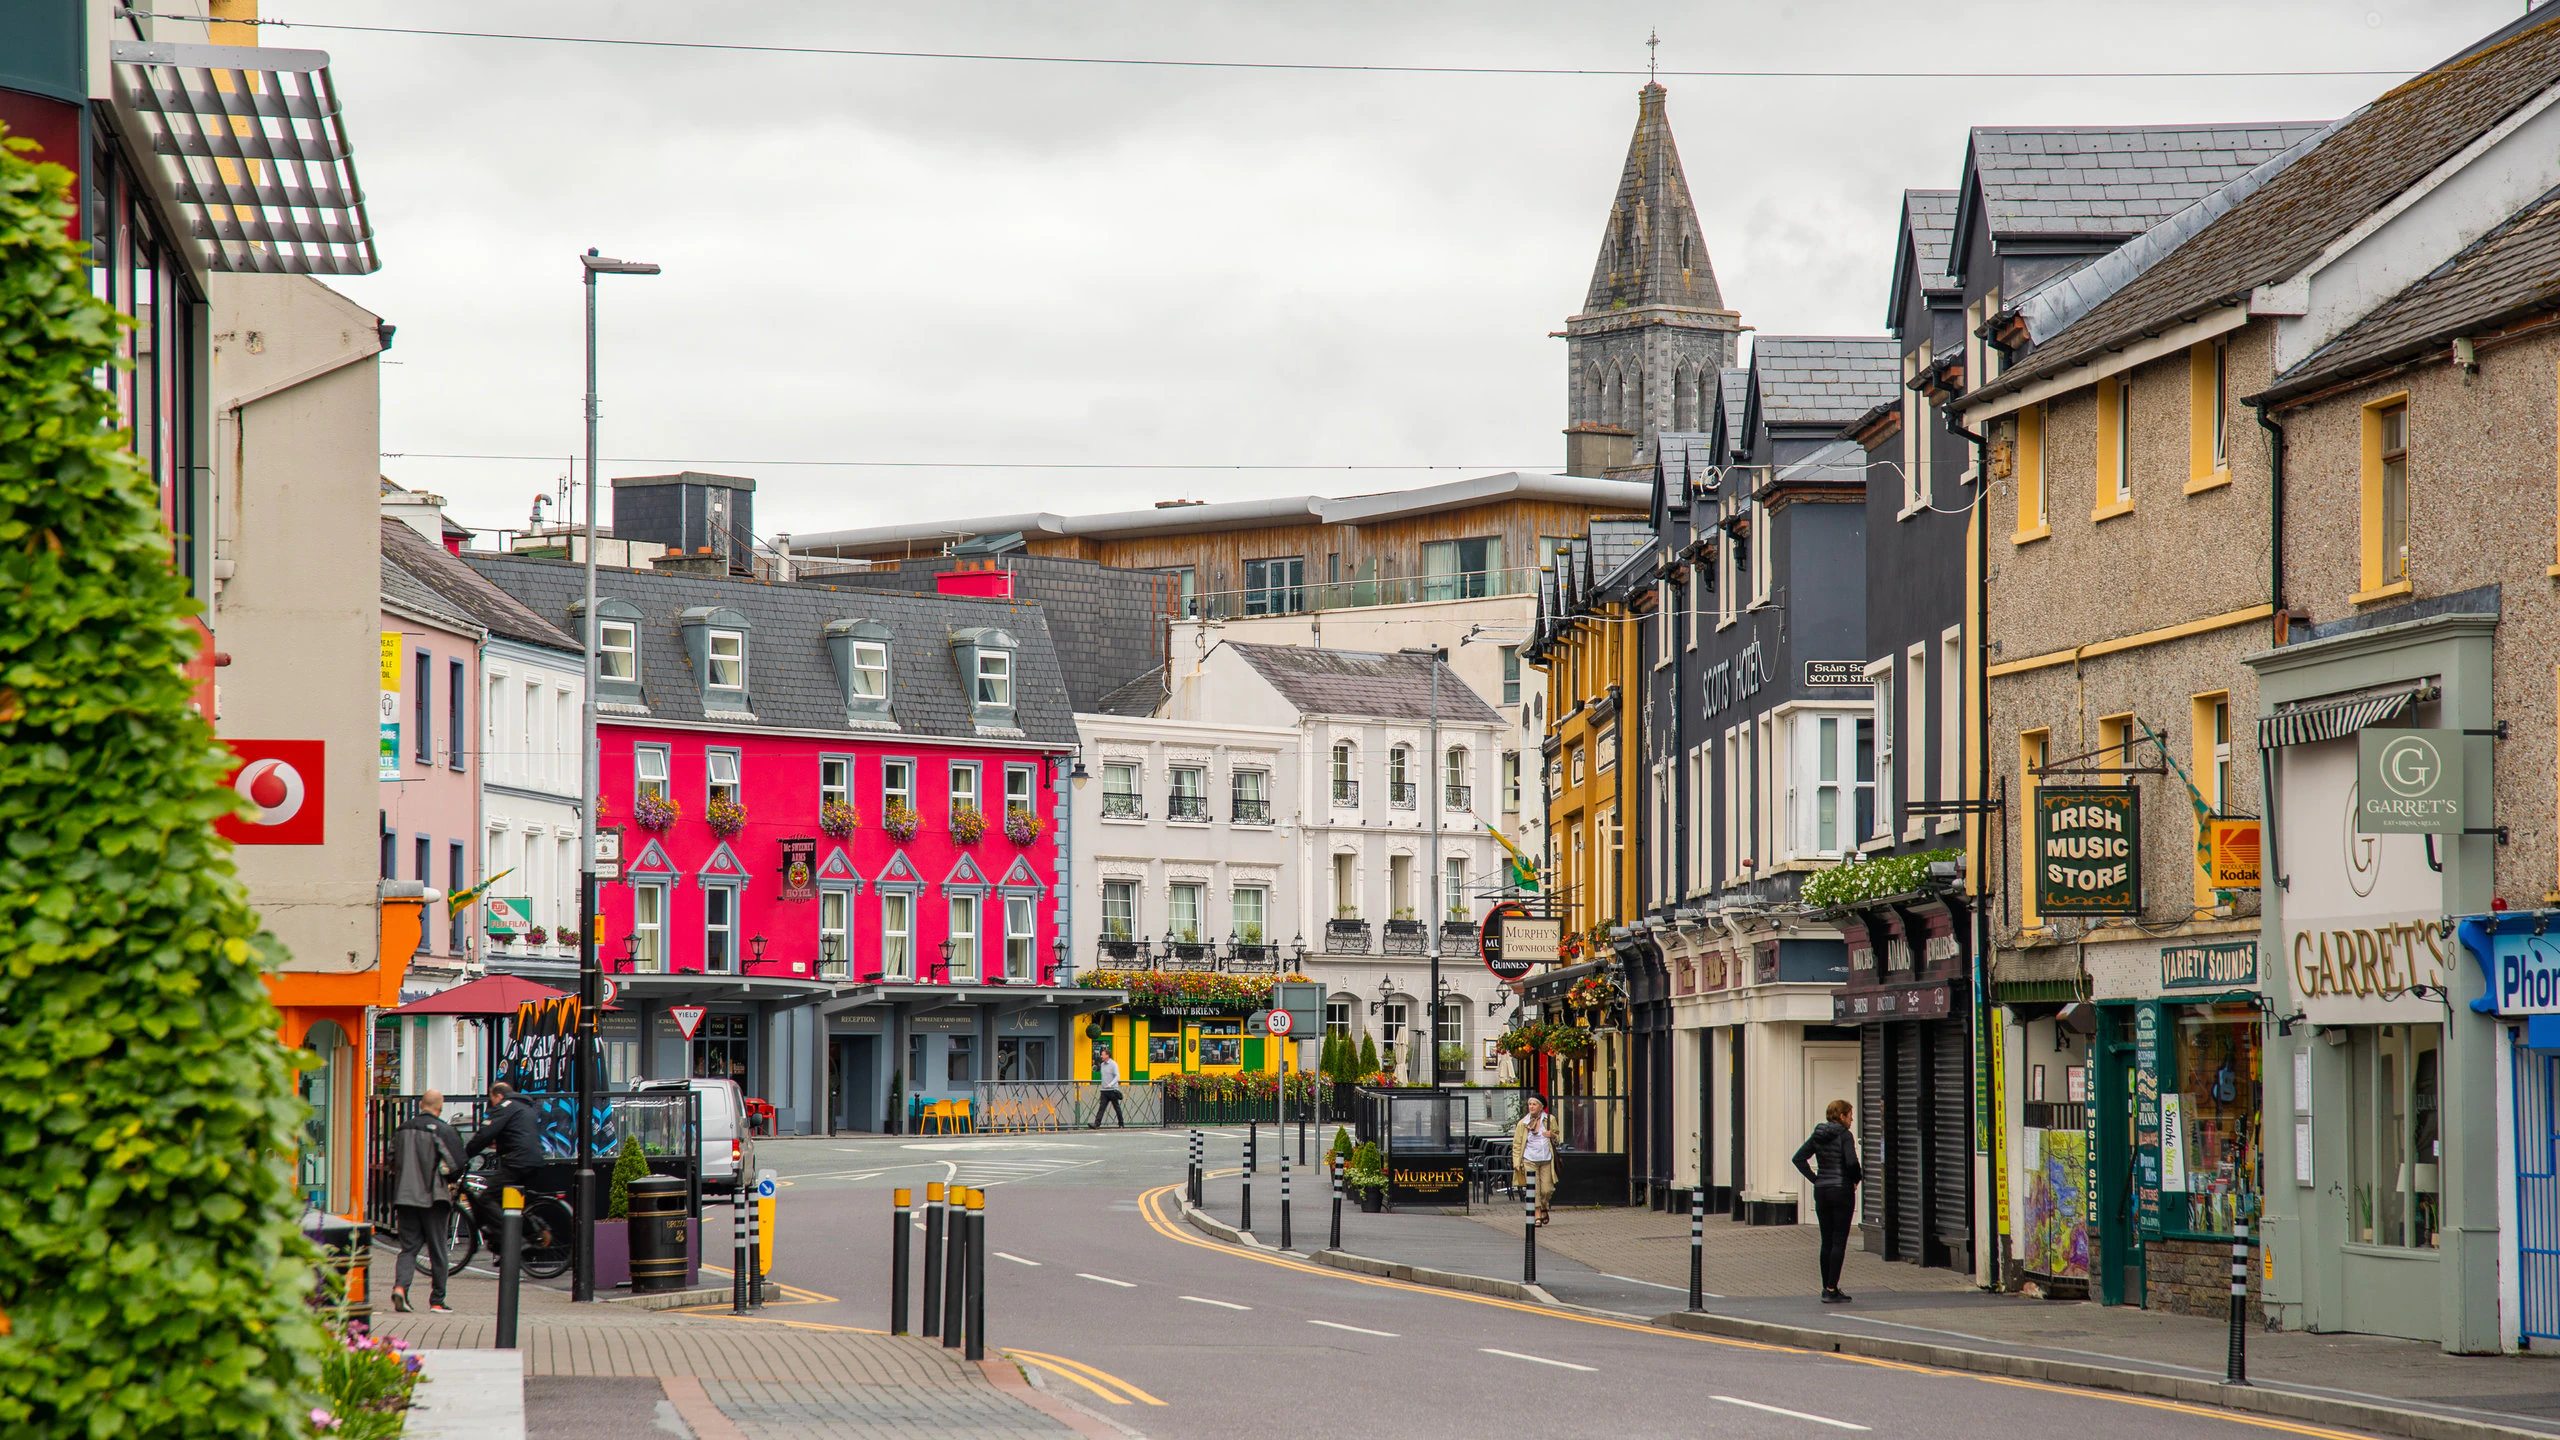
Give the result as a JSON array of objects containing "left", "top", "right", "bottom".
[{"left": 1792, "top": 1099, "right": 1864, "bottom": 1303}]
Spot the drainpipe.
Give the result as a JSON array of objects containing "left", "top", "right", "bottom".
[
  {"left": 2249, "top": 399, "right": 2290, "bottom": 643},
  {"left": 1947, "top": 410, "right": 2000, "bottom": 1291}
]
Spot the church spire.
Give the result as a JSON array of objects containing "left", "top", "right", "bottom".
[{"left": 1582, "top": 80, "right": 1723, "bottom": 315}]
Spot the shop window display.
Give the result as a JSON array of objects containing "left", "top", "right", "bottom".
[
  {"left": 2170, "top": 1005, "right": 2262, "bottom": 1236},
  {"left": 2348, "top": 1023, "right": 2441, "bottom": 1249}
]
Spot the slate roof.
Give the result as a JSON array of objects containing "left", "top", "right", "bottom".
[
  {"left": 1090, "top": 664, "right": 1170, "bottom": 718},
  {"left": 1713, "top": 368, "right": 1752, "bottom": 461},
  {"left": 1657, "top": 432, "right": 1718, "bottom": 509},
  {"left": 1223, "top": 643, "right": 1501, "bottom": 726},
  {"left": 384, "top": 520, "right": 578, "bottom": 653},
  {"left": 1750, "top": 337, "right": 1903, "bottom": 429},
  {"left": 1580, "top": 83, "right": 1724, "bottom": 315},
  {"left": 1950, "top": 123, "right": 2330, "bottom": 260},
  {"left": 382, "top": 547, "right": 479, "bottom": 636},
  {"left": 1888, "top": 189, "right": 1961, "bottom": 326},
  {"left": 2263, "top": 180, "right": 2560, "bottom": 402},
  {"left": 1985, "top": 15, "right": 2560, "bottom": 398},
  {"left": 466, "top": 554, "right": 1078, "bottom": 747},
  {"left": 1766, "top": 439, "right": 1870, "bottom": 492}
]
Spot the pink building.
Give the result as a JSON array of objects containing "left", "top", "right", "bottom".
[
  {"left": 380, "top": 531, "right": 485, "bottom": 975},
  {"left": 472, "top": 551, "right": 1118, "bottom": 1133}
]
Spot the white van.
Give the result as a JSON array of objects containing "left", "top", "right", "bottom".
[{"left": 638, "top": 1077, "right": 755, "bottom": 1194}]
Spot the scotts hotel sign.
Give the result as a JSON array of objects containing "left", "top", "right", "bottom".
[
  {"left": 2036, "top": 787, "right": 2142, "bottom": 916},
  {"left": 2355, "top": 729, "right": 2465, "bottom": 834}
]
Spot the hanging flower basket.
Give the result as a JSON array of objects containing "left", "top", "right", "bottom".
[
  {"left": 882, "top": 800, "right": 921, "bottom": 843},
  {"left": 705, "top": 795, "right": 748, "bottom": 840},
  {"left": 1003, "top": 805, "right": 1044, "bottom": 846},
  {"left": 633, "top": 791, "right": 680, "bottom": 833},
  {"left": 819, "top": 799, "right": 859, "bottom": 840},
  {"left": 949, "top": 802, "right": 988, "bottom": 846}
]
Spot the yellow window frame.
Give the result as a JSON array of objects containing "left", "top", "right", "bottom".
[
  {"left": 2354, "top": 392, "right": 2414, "bottom": 604},
  {"left": 2012, "top": 403, "right": 2049, "bottom": 544},
  {"left": 2094, "top": 376, "right": 2134, "bottom": 522},
  {"left": 2186, "top": 341, "right": 2231, "bottom": 493},
  {"left": 2019, "top": 729, "right": 2048, "bottom": 930}
]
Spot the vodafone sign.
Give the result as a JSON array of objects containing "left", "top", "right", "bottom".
[{"left": 214, "top": 740, "right": 326, "bottom": 846}]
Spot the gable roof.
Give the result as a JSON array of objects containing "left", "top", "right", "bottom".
[
  {"left": 1985, "top": 16, "right": 2560, "bottom": 399},
  {"left": 1222, "top": 643, "right": 1501, "bottom": 726},
  {"left": 1947, "top": 123, "right": 2330, "bottom": 268},
  {"left": 466, "top": 553, "right": 1077, "bottom": 747},
  {"left": 381, "top": 547, "right": 480, "bottom": 636},
  {"left": 1579, "top": 82, "right": 1723, "bottom": 315},
  {"left": 1887, "top": 189, "right": 1961, "bottom": 327},
  {"left": 382, "top": 518, "right": 577, "bottom": 653},
  {"left": 2260, "top": 179, "right": 2560, "bottom": 403},
  {"left": 1749, "top": 337, "right": 1902, "bottom": 431}
]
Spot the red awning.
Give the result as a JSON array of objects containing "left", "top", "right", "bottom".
[{"left": 393, "top": 973, "right": 610, "bottom": 1017}]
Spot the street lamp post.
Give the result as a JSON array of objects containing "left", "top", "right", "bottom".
[
  {"left": 575, "top": 247, "right": 659, "bottom": 1303},
  {"left": 1400, "top": 645, "right": 1447, "bottom": 1085}
]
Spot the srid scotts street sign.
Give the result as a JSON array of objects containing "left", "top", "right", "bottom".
[
  {"left": 2355, "top": 729, "right": 2466, "bottom": 834},
  {"left": 2036, "top": 787, "right": 2142, "bottom": 916}
]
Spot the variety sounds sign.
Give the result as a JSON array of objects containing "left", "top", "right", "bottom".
[{"left": 2035, "top": 787, "right": 2142, "bottom": 916}]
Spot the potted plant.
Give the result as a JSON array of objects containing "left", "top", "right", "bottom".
[
  {"left": 1348, "top": 1141, "right": 1387, "bottom": 1212},
  {"left": 1003, "top": 804, "right": 1044, "bottom": 845},
  {"left": 525, "top": 924, "right": 550, "bottom": 948},
  {"left": 819, "top": 799, "right": 859, "bottom": 839},
  {"left": 634, "top": 789, "right": 680, "bottom": 833},
  {"left": 882, "top": 800, "right": 921, "bottom": 843},
  {"left": 949, "top": 802, "right": 989, "bottom": 845},
  {"left": 593, "top": 1134, "right": 649, "bottom": 1289},
  {"left": 706, "top": 793, "right": 748, "bottom": 840}
]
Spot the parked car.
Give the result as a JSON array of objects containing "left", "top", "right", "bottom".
[{"left": 638, "top": 1077, "right": 755, "bottom": 1195}]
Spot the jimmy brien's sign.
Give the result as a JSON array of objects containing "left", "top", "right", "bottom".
[{"left": 2036, "top": 787, "right": 2142, "bottom": 916}]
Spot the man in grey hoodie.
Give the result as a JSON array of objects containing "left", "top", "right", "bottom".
[
  {"left": 390, "top": 1090, "right": 464, "bottom": 1313},
  {"left": 1792, "top": 1099, "right": 1864, "bottom": 1303}
]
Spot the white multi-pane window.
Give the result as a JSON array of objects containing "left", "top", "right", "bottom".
[
  {"left": 1799, "top": 713, "right": 1880, "bottom": 859},
  {"left": 849, "top": 640, "right": 889, "bottom": 698},
  {"left": 950, "top": 762, "right": 979, "bottom": 811},
  {"left": 1870, "top": 665, "right": 1896, "bottom": 840},
  {"left": 1169, "top": 882, "right": 1204, "bottom": 942},
  {"left": 884, "top": 758, "right": 913, "bottom": 810},
  {"left": 1006, "top": 764, "right": 1036, "bottom": 816},
  {"left": 632, "top": 884, "right": 664, "bottom": 971},
  {"left": 636, "top": 745, "right": 669, "bottom": 803},
  {"left": 1906, "top": 643, "right": 1927, "bottom": 827},
  {"left": 1654, "top": 581, "right": 1673, "bottom": 666},
  {"left": 523, "top": 680, "right": 540, "bottom": 771},
  {"left": 881, "top": 892, "right": 913, "bottom": 980},
  {"left": 599, "top": 620, "right": 638, "bottom": 681},
  {"left": 947, "top": 895, "right": 978, "bottom": 978},
  {"left": 976, "top": 650, "right": 1011, "bottom": 707},
  {"left": 1939, "top": 629, "right": 1963, "bottom": 828},
  {"left": 1445, "top": 857, "right": 1467, "bottom": 920},
  {"left": 819, "top": 890, "right": 849, "bottom": 977},
  {"left": 1005, "top": 895, "right": 1035, "bottom": 981},
  {"left": 1232, "top": 886, "right": 1266, "bottom": 942},
  {"left": 2114, "top": 375, "right": 2135, "bottom": 503},
  {"left": 821, "top": 757, "right": 850, "bottom": 809},
  {"left": 707, "top": 749, "right": 741, "bottom": 807},
  {"left": 707, "top": 629, "right": 746, "bottom": 691},
  {"left": 704, "top": 886, "right": 735, "bottom": 973},
  {"left": 1102, "top": 879, "right": 1137, "bottom": 940}
]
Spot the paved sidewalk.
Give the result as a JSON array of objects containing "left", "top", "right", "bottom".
[
  {"left": 369, "top": 1260, "right": 1119, "bottom": 1438},
  {"left": 1194, "top": 1170, "right": 2560, "bottom": 1438}
]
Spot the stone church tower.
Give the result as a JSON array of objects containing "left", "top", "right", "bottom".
[{"left": 1563, "top": 83, "right": 1742, "bottom": 477}]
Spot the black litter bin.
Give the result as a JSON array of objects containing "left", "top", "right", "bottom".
[
  {"left": 628, "top": 1175, "right": 690, "bottom": 1292},
  {"left": 306, "top": 1211, "right": 375, "bottom": 1322}
]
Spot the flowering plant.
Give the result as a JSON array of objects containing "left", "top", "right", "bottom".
[
  {"left": 1556, "top": 929, "right": 1587, "bottom": 962},
  {"left": 705, "top": 794, "right": 748, "bottom": 839},
  {"left": 633, "top": 789, "right": 680, "bottom": 832},
  {"left": 819, "top": 799, "right": 859, "bottom": 839},
  {"left": 949, "top": 802, "right": 988, "bottom": 845},
  {"left": 1003, "top": 804, "right": 1043, "bottom": 845},
  {"left": 1080, "top": 969, "right": 1314, "bottom": 1011},
  {"left": 315, "top": 1321, "right": 423, "bottom": 1438},
  {"left": 1566, "top": 973, "right": 1621, "bottom": 1009},
  {"left": 525, "top": 925, "right": 550, "bottom": 947},
  {"left": 882, "top": 800, "right": 921, "bottom": 843}
]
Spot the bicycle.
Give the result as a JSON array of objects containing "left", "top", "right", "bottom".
[{"left": 445, "top": 1162, "right": 576, "bottom": 1279}]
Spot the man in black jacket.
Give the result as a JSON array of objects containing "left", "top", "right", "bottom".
[
  {"left": 389, "top": 1090, "right": 464, "bottom": 1312},
  {"left": 463, "top": 1082, "right": 549, "bottom": 1240},
  {"left": 1792, "top": 1098, "right": 1865, "bottom": 1303}
]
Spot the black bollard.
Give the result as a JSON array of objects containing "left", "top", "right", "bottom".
[
  {"left": 731, "top": 1192, "right": 748, "bottom": 1315},
  {"left": 748, "top": 1180, "right": 765, "bottom": 1310},
  {"left": 921, "top": 1182, "right": 945, "bottom": 1334},
  {"left": 942, "top": 1187, "right": 967, "bottom": 1349},
  {"left": 1688, "top": 1187, "right": 1706, "bottom": 1313},
  {"left": 1248, "top": 1120, "right": 1258, "bottom": 1174},
  {"left": 1329, "top": 1154, "right": 1343, "bottom": 1251},
  {"left": 496, "top": 1186, "right": 523, "bottom": 1349},
  {"left": 1188, "top": 1130, "right": 1201, "bottom": 1207},
  {"left": 1299, "top": 1114, "right": 1308, "bottom": 1166},
  {"left": 1241, "top": 1154, "right": 1254, "bottom": 1235},
  {"left": 1281, "top": 1140, "right": 1293, "bottom": 1251},
  {"left": 2224, "top": 1219, "right": 2251, "bottom": 1386},
  {"left": 964, "top": 1187, "right": 987, "bottom": 1362},
  {"left": 891, "top": 1187, "right": 912, "bottom": 1335},
  {"left": 1522, "top": 1170, "right": 1538, "bottom": 1286}
]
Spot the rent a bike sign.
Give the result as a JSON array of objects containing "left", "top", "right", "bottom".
[{"left": 2036, "top": 786, "right": 2142, "bottom": 917}]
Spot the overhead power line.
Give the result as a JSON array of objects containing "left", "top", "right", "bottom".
[
  {"left": 124, "top": 12, "right": 2409, "bottom": 81},
  {"left": 382, "top": 452, "right": 1551, "bottom": 471}
]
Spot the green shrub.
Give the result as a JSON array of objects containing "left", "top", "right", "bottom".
[
  {"left": 1330, "top": 1127, "right": 1353, "bottom": 1165},
  {"left": 607, "top": 1134, "right": 650, "bottom": 1220},
  {"left": 1357, "top": 1033, "right": 1379, "bottom": 1077},
  {"left": 0, "top": 129, "right": 323, "bottom": 1435},
  {"left": 1799, "top": 847, "right": 1960, "bottom": 910}
]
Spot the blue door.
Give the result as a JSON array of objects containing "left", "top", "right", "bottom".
[{"left": 2514, "top": 1037, "right": 2560, "bottom": 1342}]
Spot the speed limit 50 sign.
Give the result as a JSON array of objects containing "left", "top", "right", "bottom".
[{"left": 1265, "top": 1009, "right": 1294, "bottom": 1037}]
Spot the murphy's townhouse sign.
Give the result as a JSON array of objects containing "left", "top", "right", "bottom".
[
  {"left": 2355, "top": 730, "right": 2466, "bottom": 834},
  {"left": 2036, "top": 787, "right": 2142, "bottom": 916}
]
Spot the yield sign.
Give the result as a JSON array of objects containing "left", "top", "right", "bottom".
[{"left": 671, "top": 1005, "right": 708, "bottom": 1041}]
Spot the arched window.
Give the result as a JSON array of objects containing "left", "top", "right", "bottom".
[
  {"left": 1628, "top": 369, "right": 1645, "bottom": 432},
  {"left": 1671, "top": 366, "right": 1694, "bottom": 431},
  {"left": 1444, "top": 745, "right": 1472, "bottom": 812},
  {"left": 1330, "top": 743, "right": 1357, "bottom": 806},
  {"left": 1600, "top": 365, "right": 1621, "bottom": 428},
  {"left": 1388, "top": 745, "right": 1415, "bottom": 807}
]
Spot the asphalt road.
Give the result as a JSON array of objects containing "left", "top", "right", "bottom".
[{"left": 743, "top": 1129, "right": 2386, "bottom": 1440}]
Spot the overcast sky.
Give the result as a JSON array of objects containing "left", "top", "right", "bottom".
[{"left": 314, "top": 1, "right": 2517, "bottom": 541}]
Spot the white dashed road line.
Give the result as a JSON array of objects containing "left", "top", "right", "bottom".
[
  {"left": 1076, "top": 1273, "right": 1137, "bottom": 1288},
  {"left": 1712, "top": 1396, "right": 1869, "bottom": 1431},
  {"left": 994, "top": 1252, "right": 1042, "bottom": 1266},
  {"left": 1308, "top": 1320, "right": 1398, "bottom": 1337},
  {"left": 1482, "top": 1348, "right": 1595, "bottom": 1372},
  {"left": 1180, "top": 1296, "right": 1252, "bottom": 1310}
]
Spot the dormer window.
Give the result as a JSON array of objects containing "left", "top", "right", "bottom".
[
  {"left": 600, "top": 620, "right": 638, "bottom": 681},
  {"left": 976, "top": 650, "right": 1011, "bottom": 708},
  {"left": 825, "top": 618, "right": 896, "bottom": 724},
  {"left": 707, "top": 630, "right": 745, "bottom": 690},
  {"left": 948, "top": 626, "right": 1021, "bottom": 730},
  {"left": 851, "top": 641, "right": 889, "bottom": 698}
]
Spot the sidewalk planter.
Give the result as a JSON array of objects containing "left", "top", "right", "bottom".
[{"left": 593, "top": 1218, "right": 630, "bottom": 1289}]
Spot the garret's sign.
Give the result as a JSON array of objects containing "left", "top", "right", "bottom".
[
  {"left": 2290, "top": 922, "right": 2445, "bottom": 1006},
  {"left": 2355, "top": 730, "right": 2466, "bottom": 834}
]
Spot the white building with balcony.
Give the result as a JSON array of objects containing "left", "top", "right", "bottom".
[{"left": 1168, "top": 642, "right": 1509, "bottom": 1086}]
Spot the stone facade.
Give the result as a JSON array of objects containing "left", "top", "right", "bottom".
[{"left": 2145, "top": 1235, "right": 2267, "bottom": 1324}]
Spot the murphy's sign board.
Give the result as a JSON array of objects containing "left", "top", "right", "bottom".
[
  {"left": 2036, "top": 787, "right": 2142, "bottom": 916},
  {"left": 2355, "top": 729, "right": 2465, "bottom": 834}
]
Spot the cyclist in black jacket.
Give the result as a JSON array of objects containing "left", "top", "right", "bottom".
[
  {"left": 464, "top": 1082, "right": 549, "bottom": 1236},
  {"left": 1792, "top": 1099, "right": 1865, "bottom": 1303}
]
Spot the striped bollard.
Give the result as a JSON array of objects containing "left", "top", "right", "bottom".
[
  {"left": 731, "top": 1192, "right": 749, "bottom": 1315},
  {"left": 748, "top": 1181, "right": 765, "bottom": 1310},
  {"left": 1522, "top": 1167, "right": 1538, "bottom": 1285},
  {"left": 1329, "top": 1154, "right": 1344, "bottom": 1251},
  {"left": 2224, "top": 1218, "right": 2251, "bottom": 1386},
  {"left": 1280, "top": 1141, "right": 1292, "bottom": 1251},
  {"left": 1688, "top": 1187, "right": 1706, "bottom": 1312}
]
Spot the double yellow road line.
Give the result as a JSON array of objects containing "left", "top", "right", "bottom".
[
  {"left": 1134, "top": 1183, "right": 2369, "bottom": 1440},
  {"left": 1007, "top": 1347, "right": 1166, "bottom": 1406}
]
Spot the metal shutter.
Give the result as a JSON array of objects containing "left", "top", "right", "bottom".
[
  {"left": 1892, "top": 1025, "right": 1924, "bottom": 1262},
  {"left": 1930, "top": 1018, "right": 1974, "bottom": 1268},
  {"left": 1859, "top": 1027, "right": 1886, "bottom": 1244}
]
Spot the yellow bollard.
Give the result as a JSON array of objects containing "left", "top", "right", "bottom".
[{"left": 758, "top": 1192, "right": 775, "bottom": 1277}]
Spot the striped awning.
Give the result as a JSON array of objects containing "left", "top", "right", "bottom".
[{"left": 2256, "top": 684, "right": 2429, "bottom": 750}]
